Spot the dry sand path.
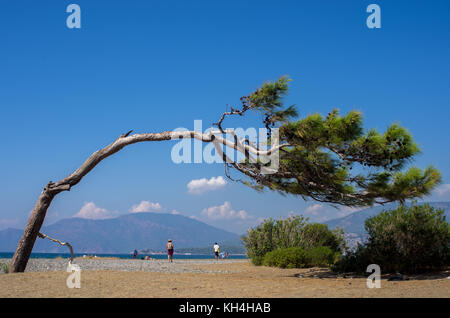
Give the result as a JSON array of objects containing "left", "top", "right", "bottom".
[{"left": 0, "top": 260, "right": 449, "bottom": 298}]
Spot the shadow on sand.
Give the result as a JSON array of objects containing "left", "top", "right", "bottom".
[{"left": 287, "top": 267, "right": 450, "bottom": 281}]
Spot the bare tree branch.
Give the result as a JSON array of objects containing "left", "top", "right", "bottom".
[{"left": 10, "top": 129, "right": 288, "bottom": 272}]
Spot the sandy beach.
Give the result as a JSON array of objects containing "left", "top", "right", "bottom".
[{"left": 0, "top": 258, "right": 449, "bottom": 298}]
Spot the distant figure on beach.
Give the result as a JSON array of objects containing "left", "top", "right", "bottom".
[
  {"left": 166, "top": 239, "right": 174, "bottom": 263},
  {"left": 213, "top": 242, "right": 220, "bottom": 260},
  {"left": 133, "top": 249, "right": 138, "bottom": 259}
]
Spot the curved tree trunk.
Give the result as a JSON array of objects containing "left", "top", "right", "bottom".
[
  {"left": 9, "top": 190, "right": 56, "bottom": 272},
  {"left": 9, "top": 130, "right": 286, "bottom": 272}
]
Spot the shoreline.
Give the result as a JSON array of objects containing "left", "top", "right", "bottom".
[{"left": 0, "top": 253, "right": 248, "bottom": 260}]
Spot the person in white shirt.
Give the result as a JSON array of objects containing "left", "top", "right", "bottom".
[{"left": 213, "top": 242, "right": 220, "bottom": 260}]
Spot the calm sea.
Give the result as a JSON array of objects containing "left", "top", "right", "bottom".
[{"left": 0, "top": 252, "right": 247, "bottom": 260}]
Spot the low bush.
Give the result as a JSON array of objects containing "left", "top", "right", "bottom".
[
  {"left": 333, "top": 203, "right": 450, "bottom": 274},
  {"left": 263, "top": 247, "right": 310, "bottom": 269},
  {"left": 250, "top": 255, "right": 265, "bottom": 266},
  {"left": 305, "top": 246, "right": 336, "bottom": 267},
  {"left": 0, "top": 262, "right": 10, "bottom": 274},
  {"left": 331, "top": 244, "right": 372, "bottom": 273},
  {"left": 262, "top": 246, "right": 339, "bottom": 269}
]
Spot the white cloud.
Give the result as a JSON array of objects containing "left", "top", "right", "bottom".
[
  {"left": 304, "top": 204, "right": 327, "bottom": 216},
  {"left": 187, "top": 176, "right": 227, "bottom": 195},
  {"left": 171, "top": 209, "right": 181, "bottom": 215},
  {"left": 201, "top": 201, "right": 248, "bottom": 220},
  {"left": 73, "top": 202, "right": 114, "bottom": 220},
  {"left": 435, "top": 184, "right": 450, "bottom": 198},
  {"left": 129, "top": 201, "right": 163, "bottom": 213}
]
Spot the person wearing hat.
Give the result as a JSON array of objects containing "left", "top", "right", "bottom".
[{"left": 166, "top": 239, "right": 174, "bottom": 263}]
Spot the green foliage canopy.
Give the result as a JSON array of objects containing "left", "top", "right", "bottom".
[{"left": 222, "top": 76, "right": 441, "bottom": 207}]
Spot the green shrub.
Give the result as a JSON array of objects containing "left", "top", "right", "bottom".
[
  {"left": 331, "top": 244, "right": 372, "bottom": 273},
  {"left": 250, "top": 255, "right": 265, "bottom": 266},
  {"left": 263, "top": 247, "right": 310, "bottom": 268},
  {"left": 305, "top": 246, "right": 336, "bottom": 267},
  {"left": 242, "top": 215, "right": 307, "bottom": 265},
  {"left": 333, "top": 203, "right": 450, "bottom": 274},
  {"left": 0, "top": 262, "right": 10, "bottom": 274},
  {"left": 300, "top": 223, "right": 345, "bottom": 252},
  {"left": 242, "top": 215, "right": 345, "bottom": 266}
]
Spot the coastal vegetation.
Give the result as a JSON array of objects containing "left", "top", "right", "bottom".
[
  {"left": 242, "top": 215, "right": 344, "bottom": 267},
  {"left": 262, "top": 246, "right": 337, "bottom": 269},
  {"left": 0, "top": 261, "right": 10, "bottom": 274},
  {"left": 245, "top": 203, "right": 449, "bottom": 274},
  {"left": 332, "top": 203, "right": 450, "bottom": 274},
  {"left": 11, "top": 76, "right": 441, "bottom": 272}
]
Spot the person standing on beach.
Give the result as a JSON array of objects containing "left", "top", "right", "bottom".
[
  {"left": 166, "top": 239, "right": 174, "bottom": 263},
  {"left": 213, "top": 242, "right": 220, "bottom": 260}
]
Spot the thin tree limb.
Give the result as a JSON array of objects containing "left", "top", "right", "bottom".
[{"left": 10, "top": 129, "right": 288, "bottom": 272}]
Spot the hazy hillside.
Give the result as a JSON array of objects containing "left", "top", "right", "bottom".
[
  {"left": 324, "top": 202, "right": 450, "bottom": 239},
  {"left": 0, "top": 213, "right": 243, "bottom": 254},
  {"left": 3, "top": 202, "right": 447, "bottom": 254}
]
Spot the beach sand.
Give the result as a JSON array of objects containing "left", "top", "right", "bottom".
[{"left": 0, "top": 260, "right": 449, "bottom": 298}]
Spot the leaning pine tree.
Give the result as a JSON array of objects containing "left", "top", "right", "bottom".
[{"left": 10, "top": 76, "right": 441, "bottom": 272}]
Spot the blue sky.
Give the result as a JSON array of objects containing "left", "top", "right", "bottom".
[{"left": 1, "top": 0, "right": 450, "bottom": 234}]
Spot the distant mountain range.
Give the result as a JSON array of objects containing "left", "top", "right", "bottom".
[
  {"left": 2, "top": 202, "right": 448, "bottom": 255},
  {"left": 0, "top": 213, "right": 244, "bottom": 254},
  {"left": 323, "top": 201, "right": 450, "bottom": 239}
]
